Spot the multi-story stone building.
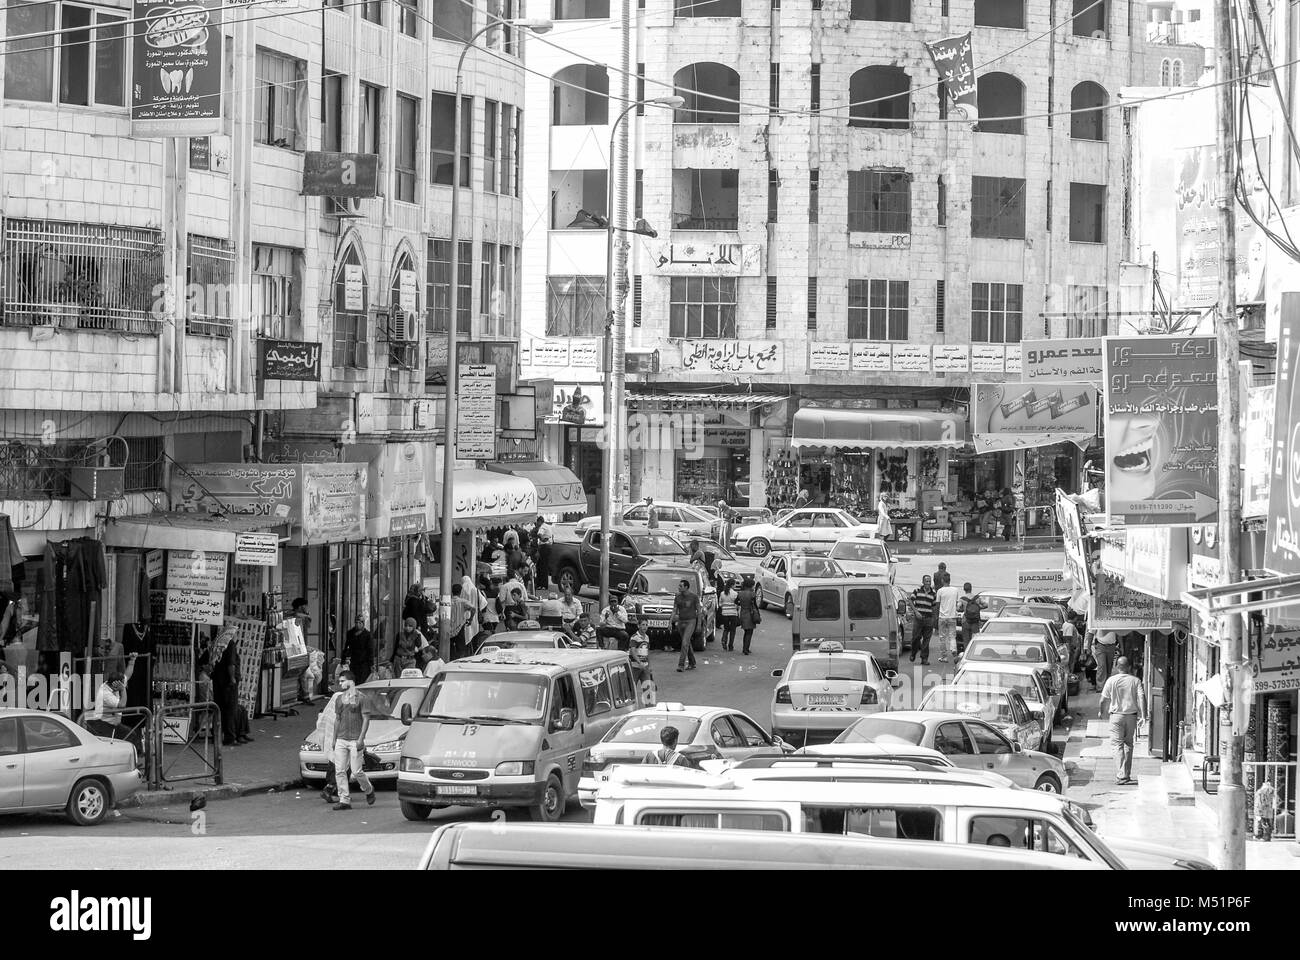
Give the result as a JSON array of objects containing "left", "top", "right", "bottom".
[{"left": 523, "top": 0, "right": 1149, "bottom": 533}]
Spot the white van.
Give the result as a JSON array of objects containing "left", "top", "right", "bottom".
[{"left": 591, "top": 770, "right": 1165, "bottom": 869}]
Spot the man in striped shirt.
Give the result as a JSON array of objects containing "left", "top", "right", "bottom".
[{"left": 910, "top": 575, "right": 937, "bottom": 666}]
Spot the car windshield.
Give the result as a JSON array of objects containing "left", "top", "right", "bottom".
[
  {"left": 418, "top": 672, "right": 547, "bottom": 722},
  {"left": 690, "top": 505, "right": 719, "bottom": 519},
  {"left": 604, "top": 714, "right": 703, "bottom": 744},
  {"left": 791, "top": 557, "right": 843, "bottom": 578},
  {"left": 834, "top": 717, "right": 927, "bottom": 746},
  {"left": 981, "top": 596, "right": 1016, "bottom": 614},
  {"left": 923, "top": 690, "right": 1011, "bottom": 723},
  {"left": 981, "top": 620, "right": 1049, "bottom": 639},
  {"left": 633, "top": 534, "right": 689, "bottom": 556},
  {"left": 363, "top": 686, "right": 426, "bottom": 718},
  {"left": 630, "top": 570, "right": 693, "bottom": 594},
  {"left": 830, "top": 541, "right": 888, "bottom": 563},
  {"left": 954, "top": 670, "right": 1042, "bottom": 702},
  {"left": 788, "top": 658, "right": 872, "bottom": 682},
  {"left": 965, "top": 638, "right": 1049, "bottom": 663}
]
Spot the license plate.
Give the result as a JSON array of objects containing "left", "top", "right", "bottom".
[
  {"left": 647, "top": 620, "right": 670, "bottom": 629},
  {"left": 436, "top": 784, "right": 477, "bottom": 796},
  {"left": 807, "top": 695, "right": 846, "bottom": 707}
]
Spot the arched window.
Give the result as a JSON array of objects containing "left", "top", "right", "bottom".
[
  {"left": 552, "top": 64, "right": 609, "bottom": 125},
  {"left": 975, "top": 71, "right": 1024, "bottom": 135},
  {"left": 333, "top": 243, "right": 367, "bottom": 369},
  {"left": 1069, "top": 81, "right": 1106, "bottom": 141},
  {"left": 674, "top": 63, "right": 740, "bottom": 124},
  {"left": 848, "top": 66, "right": 911, "bottom": 130},
  {"left": 974, "top": 0, "right": 1023, "bottom": 28},
  {"left": 674, "top": 0, "right": 740, "bottom": 15},
  {"left": 1171, "top": 59, "right": 1184, "bottom": 85},
  {"left": 1160, "top": 58, "right": 1171, "bottom": 86},
  {"left": 850, "top": 0, "right": 910, "bottom": 22},
  {"left": 388, "top": 251, "right": 419, "bottom": 366}
]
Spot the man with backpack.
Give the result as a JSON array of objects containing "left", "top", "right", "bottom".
[{"left": 959, "top": 582, "right": 984, "bottom": 653}]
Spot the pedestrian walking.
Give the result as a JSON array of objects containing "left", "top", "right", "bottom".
[
  {"left": 597, "top": 596, "right": 631, "bottom": 650},
  {"left": 392, "top": 618, "right": 426, "bottom": 673},
  {"left": 313, "top": 688, "right": 344, "bottom": 803},
  {"left": 910, "top": 575, "right": 937, "bottom": 665},
  {"left": 737, "top": 574, "right": 762, "bottom": 656},
  {"left": 1098, "top": 656, "right": 1147, "bottom": 785},
  {"left": 1092, "top": 630, "right": 1119, "bottom": 688},
  {"left": 1082, "top": 634, "right": 1099, "bottom": 691},
  {"left": 1255, "top": 780, "right": 1278, "bottom": 841},
  {"left": 718, "top": 578, "right": 740, "bottom": 651},
  {"left": 534, "top": 516, "right": 554, "bottom": 591},
  {"left": 403, "top": 583, "right": 433, "bottom": 634},
  {"left": 672, "top": 579, "right": 700, "bottom": 672},
  {"left": 933, "top": 562, "right": 948, "bottom": 592},
  {"left": 642, "top": 725, "right": 691, "bottom": 766},
  {"left": 343, "top": 615, "right": 375, "bottom": 684},
  {"left": 998, "top": 487, "right": 1017, "bottom": 542},
  {"left": 959, "top": 583, "right": 984, "bottom": 653},
  {"left": 1060, "top": 611, "right": 1080, "bottom": 669},
  {"left": 934, "top": 573, "right": 962, "bottom": 664},
  {"left": 875, "top": 496, "right": 893, "bottom": 541},
  {"left": 329, "top": 669, "right": 376, "bottom": 810}
]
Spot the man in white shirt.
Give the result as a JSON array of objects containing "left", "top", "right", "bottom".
[
  {"left": 597, "top": 597, "right": 630, "bottom": 650},
  {"left": 934, "top": 574, "right": 963, "bottom": 664},
  {"left": 1098, "top": 657, "right": 1147, "bottom": 785}
]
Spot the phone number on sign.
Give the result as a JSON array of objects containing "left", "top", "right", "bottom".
[{"left": 1251, "top": 678, "right": 1300, "bottom": 692}]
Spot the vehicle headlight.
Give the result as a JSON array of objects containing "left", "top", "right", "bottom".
[
  {"left": 369, "top": 739, "right": 404, "bottom": 753},
  {"left": 301, "top": 738, "right": 321, "bottom": 751},
  {"left": 400, "top": 757, "right": 424, "bottom": 773},
  {"left": 495, "top": 761, "right": 536, "bottom": 776}
]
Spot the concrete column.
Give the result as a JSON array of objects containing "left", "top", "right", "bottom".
[{"left": 748, "top": 428, "right": 766, "bottom": 507}]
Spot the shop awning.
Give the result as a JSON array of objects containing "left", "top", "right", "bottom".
[
  {"left": 629, "top": 392, "right": 787, "bottom": 407},
  {"left": 791, "top": 408, "right": 968, "bottom": 450},
  {"left": 485, "top": 461, "right": 587, "bottom": 517},
  {"left": 102, "top": 512, "right": 291, "bottom": 553},
  {"left": 430, "top": 469, "right": 539, "bottom": 531}
]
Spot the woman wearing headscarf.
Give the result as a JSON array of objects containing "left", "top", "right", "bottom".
[
  {"left": 402, "top": 583, "right": 431, "bottom": 633},
  {"left": 211, "top": 630, "right": 251, "bottom": 746},
  {"left": 460, "top": 575, "right": 484, "bottom": 642}
]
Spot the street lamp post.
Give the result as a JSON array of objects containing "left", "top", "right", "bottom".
[
  {"left": 440, "top": 15, "right": 552, "bottom": 662},
  {"left": 596, "top": 95, "right": 684, "bottom": 617}
]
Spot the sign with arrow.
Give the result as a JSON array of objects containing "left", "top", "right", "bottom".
[{"left": 1103, "top": 335, "right": 1218, "bottom": 527}]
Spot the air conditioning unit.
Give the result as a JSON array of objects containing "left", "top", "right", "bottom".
[
  {"left": 68, "top": 466, "right": 125, "bottom": 501},
  {"left": 326, "top": 196, "right": 365, "bottom": 219}
]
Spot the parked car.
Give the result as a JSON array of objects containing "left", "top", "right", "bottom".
[
  {"left": 756, "top": 552, "right": 848, "bottom": 618},
  {"left": 300, "top": 676, "right": 431, "bottom": 784},
  {"left": 961, "top": 632, "right": 1070, "bottom": 716},
  {"left": 729, "top": 507, "right": 774, "bottom": 526},
  {"left": 974, "top": 593, "right": 1068, "bottom": 624},
  {"left": 771, "top": 641, "right": 898, "bottom": 747},
  {"left": 985, "top": 614, "right": 1066, "bottom": 648},
  {"left": 918, "top": 684, "right": 1047, "bottom": 752},
  {"left": 731, "top": 508, "right": 878, "bottom": 558},
  {"left": 952, "top": 662, "right": 1063, "bottom": 753},
  {"left": 682, "top": 537, "right": 761, "bottom": 582},
  {"left": 474, "top": 630, "right": 583, "bottom": 655},
  {"left": 821, "top": 711, "right": 1069, "bottom": 793},
  {"left": 575, "top": 501, "right": 720, "bottom": 541},
  {"left": 623, "top": 561, "right": 716, "bottom": 651},
  {"left": 578, "top": 703, "right": 791, "bottom": 806},
  {"left": 827, "top": 537, "right": 897, "bottom": 583},
  {"left": 546, "top": 526, "right": 686, "bottom": 595},
  {"left": 0, "top": 708, "right": 144, "bottom": 825}
]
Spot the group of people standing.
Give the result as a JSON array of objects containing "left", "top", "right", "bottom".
[{"left": 906, "top": 564, "right": 985, "bottom": 666}]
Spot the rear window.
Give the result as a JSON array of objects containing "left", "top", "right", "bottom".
[
  {"left": 847, "top": 588, "right": 884, "bottom": 620},
  {"left": 834, "top": 717, "right": 926, "bottom": 745},
  {"left": 830, "top": 541, "right": 888, "bottom": 563},
  {"left": 981, "top": 621, "right": 1049, "bottom": 638},
  {"left": 791, "top": 557, "right": 841, "bottom": 578},
  {"left": 954, "top": 670, "right": 1042, "bottom": 702},
  {"left": 805, "top": 589, "right": 842, "bottom": 621},
  {"left": 636, "top": 810, "right": 789, "bottom": 830},
  {"left": 923, "top": 690, "right": 1011, "bottom": 723},
  {"left": 788, "top": 658, "right": 871, "bottom": 682},
  {"left": 605, "top": 715, "right": 702, "bottom": 744},
  {"left": 634, "top": 534, "right": 688, "bottom": 557},
  {"left": 966, "top": 638, "right": 1049, "bottom": 663}
]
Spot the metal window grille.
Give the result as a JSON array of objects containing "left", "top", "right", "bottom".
[
  {"left": 768, "top": 169, "right": 780, "bottom": 223},
  {"left": 811, "top": 63, "right": 821, "bottom": 111},
  {"left": 186, "top": 234, "right": 234, "bottom": 338},
  {"left": 807, "top": 276, "right": 818, "bottom": 331},
  {"left": 1, "top": 219, "right": 163, "bottom": 333},
  {"left": 936, "top": 279, "right": 945, "bottom": 332},
  {"left": 848, "top": 169, "right": 911, "bottom": 233},
  {"left": 766, "top": 276, "right": 777, "bottom": 330},
  {"left": 632, "top": 276, "right": 642, "bottom": 328},
  {"left": 809, "top": 170, "right": 819, "bottom": 224}
]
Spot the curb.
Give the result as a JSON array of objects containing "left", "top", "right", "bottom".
[{"left": 121, "top": 776, "right": 304, "bottom": 809}]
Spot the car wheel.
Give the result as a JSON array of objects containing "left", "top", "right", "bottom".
[
  {"left": 66, "top": 777, "right": 110, "bottom": 826},
  {"left": 400, "top": 800, "right": 432, "bottom": 821},
  {"left": 1034, "top": 773, "right": 1063, "bottom": 794},
  {"left": 557, "top": 566, "right": 581, "bottom": 594},
  {"left": 749, "top": 538, "right": 771, "bottom": 558},
  {"left": 784, "top": 594, "right": 795, "bottom": 620},
  {"left": 530, "top": 774, "right": 565, "bottom": 822}
]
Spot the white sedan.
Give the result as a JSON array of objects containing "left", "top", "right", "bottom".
[
  {"left": 771, "top": 641, "right": 897, "bottom": 747},
  {"left": 828, "top": 537, "right": 897, "bottom": 583},
  {"left": 575, "top": 501, "right": 717, "bottom": 540},
  {"left": 300, "top": 677, "right": 430, "bottom": 783},
  {"left": 732, "top": 508, "right": 877, "bottom": 558},
  {"left": 756, "top": 552, "right": 848, "bottom": 619}
]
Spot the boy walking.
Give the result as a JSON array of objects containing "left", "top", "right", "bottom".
[{"left": 330, "top": 670, "right": 376, "bottom": 810}]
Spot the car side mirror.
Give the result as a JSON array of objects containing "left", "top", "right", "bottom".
[
  {"left": 885, "top": 669, "right": 898, "bottom": 680},
  {"left": 771, "top": 668, "right": 784, "bottom": 678},
  {"left": 1012, "top": 742, "right": 1022, "bottom": 753},
  {"left": 401, "top": 703, "right": 413, "bottom": 726},
  {"left": 559, "top": 708, "right": 577, "bottom": 732}
]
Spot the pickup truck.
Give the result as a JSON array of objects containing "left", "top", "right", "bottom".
[{"left": 548, "top": 527, "right": 689, "bottom": 594}]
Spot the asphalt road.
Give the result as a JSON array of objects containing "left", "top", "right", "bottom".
[{"left": 0, "top": 552, "right": 1065, "bottom": 869}]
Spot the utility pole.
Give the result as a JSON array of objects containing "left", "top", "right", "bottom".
[{"left": 1213, "top": 0, "right": 1246, "bottom": 871}]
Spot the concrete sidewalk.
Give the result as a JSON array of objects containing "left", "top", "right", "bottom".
[
  {"left": 121, "top": 699, "right": 320, "bottom": 808},
  {"left": 1062, "top": 688, "right": 1299, "bottom": 869}
]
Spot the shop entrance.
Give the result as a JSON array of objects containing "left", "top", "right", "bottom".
[
  {"left": 1149, "top": 631, "right": 1188, "bottom": 760},
  {"left": 565, "top": 428, "right": 603, "bottom": 515}
]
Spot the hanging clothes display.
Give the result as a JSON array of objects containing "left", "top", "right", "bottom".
[
  {"left": 0, "top": 514, "right": 25, "bottom": 597},
  {"left": 37, "top": 538, "right": 107, "bottom": 659}
]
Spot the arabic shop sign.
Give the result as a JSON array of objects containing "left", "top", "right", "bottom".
[
  {"left": 925, "top": 32, "right": 978, "bottom": 122},
  {"left": 164, "top": 589, "right": 224, "bottom": 625},
  {"left": 368, "top": 442, "right": 429, "bottom": 538},
  {"left": 973, "top": 382, "right": 1098, "bottom": 438},
  {"left": 173, "top": 464, "right": 300, "bottom": 519},
  {"left": 681, "top": 340, "right": 783, "bottom": 374},
  {"left": 521, "top": 338, "right": 600, "bottom": 369},
  {"left": 1091, "top": 577, "right": 1189, "bottom": 631},
  {"left": 300, "top": 151, "right": 380, "bottom": 198},
  {"left": 1022, "top": 339, "right": 1103, "bottom": 382},
  {"left": 301, "top": 463, "right": 366, "bottom": 543},
  {"left": 650, "top": 243, "right": 762, "bottom": 277},
  {"left": 165, "top": 550, "right": 228, "bottom": 592},
  {"left": 131, "top": 0, "right": 224, "bottom": 138},
  {"left": 1256, "top": 625, "right": 1300, "bottom": 693},
  {"left": 259, "top": 339, "right": 322, "bottom": 382},
  {"left": 1244, "top": 385, "right": 1274, "bottom": 518},
  {"left": 1267, "top": 294, "right": 1300, "bottom": 575},
  {"left": 1103, "top": 336, "right": 1218, "bottom": 527}
]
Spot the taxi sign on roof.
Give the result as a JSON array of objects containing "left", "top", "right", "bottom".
[{"left": 818, "top": 641, "right": 845, "bottom": 654}]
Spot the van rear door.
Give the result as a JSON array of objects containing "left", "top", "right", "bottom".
[
  {"left": 794, "top": 586, "right": 847, "bottom": 652},
  {"left": 846, "top": 585, "right": 895, "bottom": 665}
]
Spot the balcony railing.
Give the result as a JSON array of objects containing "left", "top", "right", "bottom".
[{"left": 674, "top": 217, "right": 739, "bottom": 231}]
